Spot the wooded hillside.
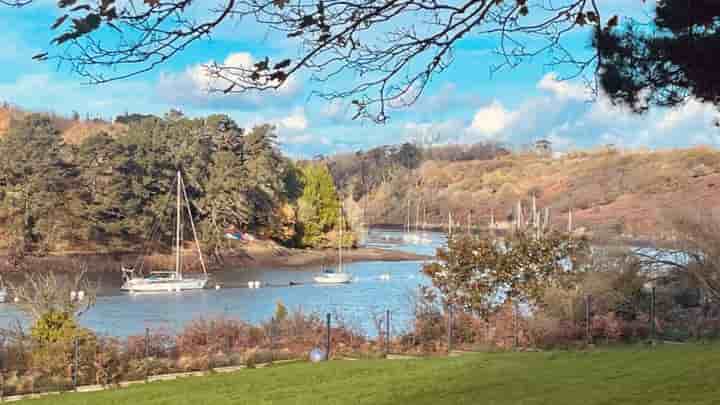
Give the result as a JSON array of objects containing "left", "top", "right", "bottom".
[
  {"left": 338, "top": 146, "right": 720, "bottom": 240},
  {"left": 0, "top": 106, "right": 349, "bottom": 262}
]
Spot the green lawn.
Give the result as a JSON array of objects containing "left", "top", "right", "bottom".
[{"left": 21, "top": 344, "right": 720, "bottom": 405}]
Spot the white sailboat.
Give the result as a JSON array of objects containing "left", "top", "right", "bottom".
[
  {"left": 314, "top": 203, "right": 353, "bottom": 284},
  {"left": 121, "top": 171, "right": 208, "bottom": 293}
]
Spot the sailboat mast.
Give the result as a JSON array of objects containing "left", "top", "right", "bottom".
[
  {"left": 406, "top": 199, "right": 410, "bottom": 233},
  {"left": 181, "top": 175, "right": 208, "bottom": 276},
  {"left": 176, "top": 171, "right": 182, "bottom": 280},
  {"left": 339, "top": 202, "right": 343, "bottom": 273}
]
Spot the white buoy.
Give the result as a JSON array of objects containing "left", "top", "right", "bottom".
[
  {"left": 247, "top": 281, "right": 254, "bottom": 288},
  {"left": 78, "top": 291, "right": 85, "bottom": 300},
  {"left": 13, "top": 297, "right": 19, "bottom": 303},
  {"left": 254, "top": 281, "right": 261, "bottom": 288},
  {"left": 215, "top": 284, "right": 221, "bottom": 290},
  {"left": 70, "top": 291, "right": 77, "bottom": 301}
]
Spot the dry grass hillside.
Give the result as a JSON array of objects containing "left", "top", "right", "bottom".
[
  {"left": 364, "top": 147, "right": 720, "bottom": 240},
  {"left": 0, "top": 105, "right": 126, "bottom": 144}
]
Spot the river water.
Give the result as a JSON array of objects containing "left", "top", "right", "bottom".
[{"left": 0, "top": 229, "right": 445, "bottom": 337}]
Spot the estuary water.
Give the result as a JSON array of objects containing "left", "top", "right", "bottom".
[{"left": 0, "top": 229, "right": 445, "bottom": 337}]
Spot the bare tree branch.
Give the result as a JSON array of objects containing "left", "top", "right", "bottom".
[
  {"left": 8, "top": 0, "right": 610, "bottom": 122},
  {"left": 7, "top": 262, "right": 97, "bottom": 321}
]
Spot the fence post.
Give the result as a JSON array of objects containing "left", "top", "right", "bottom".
[
  {"left": 1, "top": 346, "right": 4, "bottom": 401},
  {"left": 270, "top": 317, "right": 275, "bottom": 364},
  {"left": 385, "top": 309, "right": 391, "bottom": 356},
  {"left": 447, "top": 304, "right": 453, "bottom": 354},
  {"left": 144, "top": 328, "right": 150, "bottom": 358},
  {"left": 144, "top": 328, "right": 150, "bottom": 382},
  {"left": 513, "top": 302, "right": 519, "bottom": 349},
  {"left": 585, "top": 294, "right": 592, "bottom": 345},
  {"left": 650, "top": 286, "right": 656, "bottom": 344},
  {"left": 72, "top": 338, "right": 79, "bottom": 390},
  {"left": 325, "top": 313, "right": 331, "bottom": 361}
]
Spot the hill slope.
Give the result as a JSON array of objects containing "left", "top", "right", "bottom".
[
  {"left": 0, "top": 105, "right": 126, "bottom": 144},
  {"left": 360, "top": 147, "right": 720, "bottom": 239}
]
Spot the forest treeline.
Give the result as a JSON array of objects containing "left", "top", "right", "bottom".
[
  {"left": 0, "top": 112, "right": 347, "bottom": 260},
  {"left": 326, "top": 142, "right": 509, "bottom": 202}
]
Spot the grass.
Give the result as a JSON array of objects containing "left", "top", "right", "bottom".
[{"left": 19, "top": 344, "right": 720, "bottom": 405}]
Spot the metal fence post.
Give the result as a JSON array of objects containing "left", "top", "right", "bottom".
[
  {"left": 447, "top": 304, "right": 453, "bottom": 354},
  {"left": 326, "top": 313, "right": 331, "bottom": 361},
  {"left": 513, "top": 302, "right": 519, "bottom": 349},
  {"left": 1, "top": 346, "right": 5, "bottom": 401},
  {"left": 650, "top": 286, "right": 656, "bottom": 343},
  {"left": 385, "top": 309, "right": 391, "bottom": 356},
  {"left": 270, "top": 317, "right": 275, "bottom": 363},
  {"left": 144, "top": 328, "right": 150, "bottom": 358},
  {"left": 72, "top": 338, "right": 79, "bottom": 390},
  {"left": 144, "top": 328, "right": 150, "bottom": 382},
  {"left": 586, "top": 294, "right": 592, "bottom": 345}
]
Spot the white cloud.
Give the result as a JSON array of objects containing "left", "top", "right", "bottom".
[
  {"left": 397, "top": 73, "right": 720, "bottom": 153},
  {"left": 320, "top": 100, "right": 349, "bottom": 123},
  {"left": 655, "top": 98, "right": 717, "bottom": 131},
  {"left": 157, "top": 52, "right": 302, "bottom": 110},
  {"left": 272, "top": 108, "right": 333, "bottom": 148},
  {"left": 403, "top": 120, "right": 467, "bottom": 145},
  {"left": 537, "top": 73, "right": 589, "bottom": 101},
  {"left": 467, "top": 101, "right": 517, "bottom": 139},
  {"left": 281, "top": 133, "right": 331, "bottom": 145},
  {"left": 278, "top": 108, "right": 309, "bottom": 131}
]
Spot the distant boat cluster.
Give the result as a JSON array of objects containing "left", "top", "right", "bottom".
[{"left": 402, "top": 232, "right": 433, "bottom": 245}]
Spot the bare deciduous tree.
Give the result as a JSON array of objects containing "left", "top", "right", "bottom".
[
  {"left": 8, "top": 262, "right": 97, "bottom": 321},
  {"left": 636, "top": 209, "right": 720, "bottom": 303}
]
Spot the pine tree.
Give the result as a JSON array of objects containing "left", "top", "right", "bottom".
[{"left": 0, "top": 114, "right": 77, "bottom": 254}]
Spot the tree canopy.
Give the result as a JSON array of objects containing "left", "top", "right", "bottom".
[
  {"left": 595, "top": 0, "right": 720, "bottom": 114},
  {"left": 296, "top": 162, "right": 343, "bottom": 247},
  {"left": 0, "top": 112, "right": 341, "bottom": 260},
  {"left": 423, "top": 231, "right": 589, "bottom": 315}
]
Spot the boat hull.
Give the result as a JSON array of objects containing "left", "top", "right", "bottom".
[
  {"left": 121, "top": 278, "right": 207, "bottom": 292},
  {"left": 313, "top": 273, "right": 352, "bottom": 284}
]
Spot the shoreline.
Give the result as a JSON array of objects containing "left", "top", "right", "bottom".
[{"left": 0, "top": 241, "right": 432, "bottom": 274}]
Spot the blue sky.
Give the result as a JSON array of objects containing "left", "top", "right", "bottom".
[{"left": 0, "top": 1, "right": 718, "bottom": 157}]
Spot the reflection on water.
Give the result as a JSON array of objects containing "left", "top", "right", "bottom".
[{"left": 0, "top": 228, "right": 445, "bottom": 337}]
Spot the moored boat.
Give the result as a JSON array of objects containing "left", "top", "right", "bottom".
[
  {"left": 314, "top": 202, "right": 353, "bottom": 285},
  {"left": 121, "top": 170, "right": 208, "bottom": 293}
]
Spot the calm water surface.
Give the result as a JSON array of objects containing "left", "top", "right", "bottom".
[{"left": 0, "top": 229, "right": 445, "bottom": 336}]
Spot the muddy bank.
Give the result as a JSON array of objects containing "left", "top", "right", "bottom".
[
  {"left": 0, "top": 241, "right": 432, "bottom": 275},
  {"left": 222, "top": 244, "right": 431, "bottom": 269}
]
